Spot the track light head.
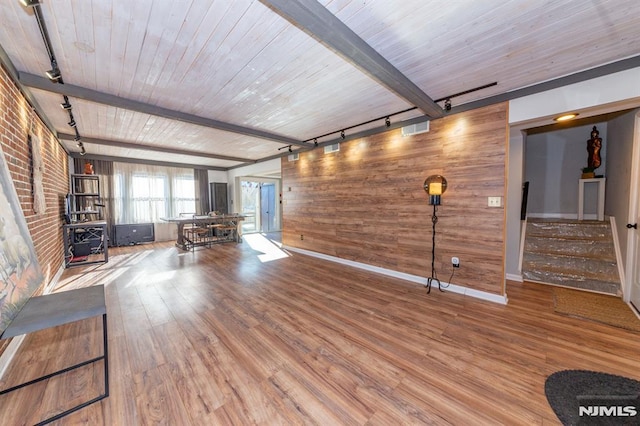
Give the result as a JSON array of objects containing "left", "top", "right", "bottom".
[
  {"left": 385, "top": 117, "right": 391, "bottom": 127},
  {"left": 314, "top": 138, "right": 318, "bottom": 147},
  {"left": 60, "top": 100, "right": 72, "bottom": 110},
  {"left": 45, "top": 67, "right": 61, "bottom": 82},
  {"left": 80, "top": 146, "right": 86, "bottom": 156},
  {"left": 68, "top": 119, "right": 76, "bottom": 127},
  {"left": 288, "top": 145, "right": 292, "bottom": 153},
  {"left": 444, "top": 98, "right": 452, "bottom": 111},
  {"left": 19, "top": 0, "right": 40, "bottom": 7},
  {"left": 74, "top": 135, "right": 81, "bottom": 143},
  {"left": 341, "top": 130, "right": 345, "bottom": 140}
]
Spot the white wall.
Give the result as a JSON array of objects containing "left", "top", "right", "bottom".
[
  {"left": 208, "top": 170, "right": 228, "bottom": 183},
  {"left": 525, "top": 123, "right": 607, "bottom": 217},
  {"left": 605, "top": 109, "right": 639, "bottom": 268},
  {"left": 505, "top": 131, "right": 524, "bottom": 279}
]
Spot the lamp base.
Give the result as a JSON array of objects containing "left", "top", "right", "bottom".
[{"left": 426, "top": 276, "right": 444, "bottom": 294}]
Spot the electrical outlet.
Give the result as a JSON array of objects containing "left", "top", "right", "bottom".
[
  {"left": 452, "top": 257, "right": 460, "bottom": 267},
  {"left": 488, "top": 196, "right": 503, "bottom": 207}
]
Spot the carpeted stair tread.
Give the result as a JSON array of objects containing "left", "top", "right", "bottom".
[
  {"left": 526, "top": 221, "right": 612, "bottom": 239},
  {"left": 524, "top": 274, "right": 620, "bottom": 295},
  {"left": 523, "top": 239, "right": 616, "bottom": 261},
  {"left": 523, "top": 252, "right": 618, "bottom": 276},
  {"left": 523, "top": 266, "right": 619, "bottom": 284},
  {"left": 522, "top": 259, "right": 619, "bottom": 282}
]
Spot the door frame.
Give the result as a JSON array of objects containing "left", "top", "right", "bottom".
[
  {"left": 235, "top": 176, "right": 282, "bottom": 233},
  {"left": 624, "top": 112, "right": 640, "bottom": 305}
]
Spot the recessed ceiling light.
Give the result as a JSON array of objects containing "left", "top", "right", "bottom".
[{"left": 554, "top": 113, "right": 579, "bottom": 122}]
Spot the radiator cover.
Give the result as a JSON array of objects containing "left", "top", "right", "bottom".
[{"left": 113, "top": 223, "right": 155, "bottom": 246}]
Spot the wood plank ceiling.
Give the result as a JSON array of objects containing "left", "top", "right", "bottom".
[{"left": 1, "top": 0, "right": 639, "bottom": 170}]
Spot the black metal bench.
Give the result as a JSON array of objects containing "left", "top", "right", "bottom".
[{"left": 0, "top": 285, "right": 108, "bottom": 425}]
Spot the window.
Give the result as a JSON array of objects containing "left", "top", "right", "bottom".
[{"left": 113, "top": 163, "right": 195, "bottom": 224}]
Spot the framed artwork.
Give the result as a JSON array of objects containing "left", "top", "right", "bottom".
[{"left": 0, "top": 144, "right": 43, "bottom": 335}]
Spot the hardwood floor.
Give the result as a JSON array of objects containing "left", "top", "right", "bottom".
[{"left": 1, "top": 235, "right": 639, "bottom": 425}]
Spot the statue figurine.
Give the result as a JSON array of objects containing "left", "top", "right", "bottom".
[{"left": 586, "top": 126, "right": 602, "bottom": 170}]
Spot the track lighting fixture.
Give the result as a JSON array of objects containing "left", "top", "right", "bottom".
[
  {"left": 80, "top": 146, "right": 86, "bottom": 156},
  {"left": 74, "top": 135, "right": 81, "bottom": 143},
  {"left": 68, "top": 119, "right": 76, "bottom": 127},
  {"left": 19, "top": 0, "right": 40, "bottom": 7},
  {"left": 77, "top": 141, "right": 83, "bottom": 148},
  {"left": 45, "top": 67, "right": 61, "bottom": 82},
  {"left": 288, "top": 146, "right": 293, "bottom": 153},
  {"left": 60, "top": 100, "right": 72, "bottom": 110},
  {"left": 444, "top": 99, "right": 452, "bottom": 111},
  {"left": 304, "top": 106, "right": 420, "bottom": 147}
]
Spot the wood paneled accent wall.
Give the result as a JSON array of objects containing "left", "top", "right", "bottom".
[
  {"left": 0, "top": 64, "right": 69, "bottom": 353},
  {"left": 282, "top": 103, "right": 508, "bottom": 296}
]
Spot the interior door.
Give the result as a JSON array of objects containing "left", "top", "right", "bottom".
[
  {"left": 260, "top": 183, "right": 276, "bottom": 232},
  {"left": 630, "top": 115, "right": 640, "bottom": 313}
]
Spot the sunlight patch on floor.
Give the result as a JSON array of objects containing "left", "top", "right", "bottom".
[
  {"left": 244, "top": 233, "right": 289, "bottom": 263},
  {"left": 54, "top": 249, "right": 156, "bottom": 292}
]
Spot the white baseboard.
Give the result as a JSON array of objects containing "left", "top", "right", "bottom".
[
  {"left": 506, "top": 273, "right": 523, "bottom": 282},
  {"left": 43, "top": 262, "right": 66, "bottom": 295},
  {"left": 0, "top": 261, "right": 65, "bottom": 381},
  {"left": 0, "top": 335, "right": 25, "bottom": 380},
  {"left": 284, "top": 246, "right": 508, "bottom": 305}
]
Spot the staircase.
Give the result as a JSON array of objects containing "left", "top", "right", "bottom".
[{"left": 522, "top": 219, "right": 621, "bottom": 296}]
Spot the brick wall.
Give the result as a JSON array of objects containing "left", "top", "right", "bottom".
[{"left": 0, "top": 63, "right": 69, "bottom": 353}]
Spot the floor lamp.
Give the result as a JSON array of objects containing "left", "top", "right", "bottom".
[{"left": 423, "top": 175, "right": 447, "bottom": 294}]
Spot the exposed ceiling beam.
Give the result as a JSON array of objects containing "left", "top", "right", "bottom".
[
  {"left": 259, "top": 0, "right": 443, "bottom": 118},
  {"left": 19, "top": 72, "right": 307, "bottom": 147},
  {"left": 70, "top": 153, "right": 227, "bottom": 171},
  {"left": 58, "top": 133, "right": 253, "bottom": 163}
]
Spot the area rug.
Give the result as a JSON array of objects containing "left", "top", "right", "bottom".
[
  {"left": 545, "top": 370, "right": 640, "bottom": 425},
  {"left": 553, "top": 287, "right": 640, "bottom": 332}
]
